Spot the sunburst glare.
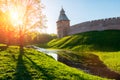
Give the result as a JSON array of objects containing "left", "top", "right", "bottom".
[{"left": 10, "top": 9, "right": 23, "bottom": 26}]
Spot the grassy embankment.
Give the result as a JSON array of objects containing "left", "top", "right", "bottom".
[
  {"left": 48, "top": 30, "right": 120, "bottom": 52},
  {"left": 0, "top": 46, "right": 106, "bottom": 80},
  {"left": 48, "top": 30, "right": 120, "bottom": 74},
  {"left": 94, "top": 52, "right": 120, "bottom": 73}
]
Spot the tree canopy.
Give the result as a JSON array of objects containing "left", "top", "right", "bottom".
[{"left": 0, "top": 0, "right": 46, "bottom": 49}]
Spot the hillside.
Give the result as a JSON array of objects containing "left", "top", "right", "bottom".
[
  {"left": 48, "top": 30, "right": 120, "bottom": 79},
  {"left": 48, "top": 30, "right": 120, "bottom": 51},
  {"left": 0, "top": 46, "right": 106, "bottom": 80}
]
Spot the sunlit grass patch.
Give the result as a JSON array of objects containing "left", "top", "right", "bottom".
[
  {"left": 48, "top": 30, "right": 120, "bottom": 79},
  {"left": 0, "top": 46, "right": 107, "bottom": 80},
  {"left": 95, "top": 52, "right": 120, "bottom": 73},
  {"left": 48, "top": 30, "right": 120, "bottom": 51}
]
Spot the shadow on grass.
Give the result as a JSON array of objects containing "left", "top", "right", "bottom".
[
  {"left": 0, "top": 46, "right": 8, "bottom": 51},
  {"left": 77, "top": 30, "right": 120, "bottom": 52},
  {"left": 14, "top": 51, "right": 32, "bottom": 80},
  {"left": 24, "top": 54, "right": 56, "bottom": 80},
  {"left": 13, "top": 49, "right": 85, "bottom": 80},
  {"left": 58, "top": 52, "right": 120, "bottom": 80}
]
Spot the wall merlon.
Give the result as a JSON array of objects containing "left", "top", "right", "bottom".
[
  {"left": 68, "top": 17, "right": 120, "bottom": 35},
  {"left": 57, "top": 9, "right": 120, "bottom": 38},
  {"left": 71, "top": 17, "right": 120, "bottom": 28}
]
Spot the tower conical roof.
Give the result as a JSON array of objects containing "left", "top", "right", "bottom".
[{"left": 57, "top": 8, "right": 69, "bottom": 21}]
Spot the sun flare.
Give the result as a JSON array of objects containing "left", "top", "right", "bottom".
[
  {"left": 10, "top": 11, "right": 19, "bottom": 21},
  {"left": 10, "top": 9, "right": 23, "bottom": 26}
]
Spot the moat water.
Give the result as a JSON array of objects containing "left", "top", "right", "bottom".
[
  {"left": 32, "top": 46, "right": 58, "bottom": 60},
  {"left": 26, "top": 45, "right": 120, "bottom": 80}
]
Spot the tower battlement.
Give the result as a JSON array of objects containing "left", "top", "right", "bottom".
[
  {"left": 71, "top": 17, "right": 120, "bottom": 27},
  {"left": 57, "top": 9, "right": 120, "bottom": 38}
]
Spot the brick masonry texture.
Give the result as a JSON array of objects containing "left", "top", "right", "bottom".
[{"left": 68, "top": 17, "right": 120, "bottom": 35}]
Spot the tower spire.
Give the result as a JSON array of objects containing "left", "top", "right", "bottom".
[
  {"left": 56, "top": 8, "right": 70, "bottom": 38},
  {"left": 61, "top": 5, "right": 63, "bottom": 9},
  {"left": 57, "top": 8, "right": 69, "bottom": 21}
]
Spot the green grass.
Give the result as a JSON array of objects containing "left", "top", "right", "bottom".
[
  {"left": 35, "top": 43, "right": 49, "bottom": 48},
  {"left": 48, "top": 30, "right": 120, "bottom": 51},
  {"left": 48, "top": 30, "right": 120, "bottom": 79},
  {"left": 57, "top": 50, "right": 92, "bottom": 64},
  {"left": 0, "top": 46, "right": 107, "bottom": 80},
  {"left": 94, "top": 52, "right": 120, "bottom": 73}
]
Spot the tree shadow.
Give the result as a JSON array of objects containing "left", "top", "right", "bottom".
[
  {"left": 14, "top": 52, "right": 32, "bottom": 80},
  {"left": 24, "top": 54, "right": 56, "bottom": 79},
  {"left": 19, "top": 46, "right": 24, "bottom": 54}
]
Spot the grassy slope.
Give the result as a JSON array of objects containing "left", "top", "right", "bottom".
[
  {"left": 94, "top": 52, "right": 120, "bottom": 73},
  {"left": 0, "top": 46, "right": 106, "bottom": 80},
  {"left": 48, "top": 30, "right": 120, "bottom": 73},
  {"left": 48, "top": 30, "right": 120, "bottom": 51}
]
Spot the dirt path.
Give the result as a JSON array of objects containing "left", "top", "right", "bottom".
[{"left": 58, "top": 54, "right": 120, "bottom": 80}]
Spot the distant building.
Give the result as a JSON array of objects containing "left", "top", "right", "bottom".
[
  {"left": 57, "top": 8, "right": 120, "bottom": 38},
  {"left": 56, "top": 8, "right": 70, "bottom": 38}
]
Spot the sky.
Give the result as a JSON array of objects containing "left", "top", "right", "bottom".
[{"left": 41, "top": 0, "right": 120, "bottom": 34}]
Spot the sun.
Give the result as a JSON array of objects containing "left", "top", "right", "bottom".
[
  {"left": 10, "top": 11, "right": 19, "bottom": 22},
  {"left": 10, "top": 10, "right": 23, "bottom": 26}
]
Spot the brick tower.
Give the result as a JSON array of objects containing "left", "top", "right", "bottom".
[{"left": 56, "top": 8, "right": 70, "bottom": 38}]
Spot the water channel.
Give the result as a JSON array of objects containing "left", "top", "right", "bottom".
[
  {"left": 31, "top": 46, "right": 58, "bottom": 60},
  {"left": 26, "top": 45, "right": 120, "bottom": 80},
  {"left": 30, "top": 46, "right": 89, "bottom": 72}
]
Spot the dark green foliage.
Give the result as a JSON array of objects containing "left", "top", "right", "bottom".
[
  {"left": 26, "top": 33, "right": 57, "bottom": 47},
  {"left": 48, "top": 30, "right": 120, "bottom": 51}
]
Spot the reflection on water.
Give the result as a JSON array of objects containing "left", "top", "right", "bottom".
[
  {"left": 27, "top": 46, "right": 120, "bottom": 79},
  {"left": 33, "top": 46, "right": 58, "bottom": 60},
  {"left": 47, "top": 52, "right": 57, "bottom": 60}
]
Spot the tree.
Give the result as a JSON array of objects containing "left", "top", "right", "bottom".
[
  {"left": 0, "top": 0, "right": 46, "bottom": 53},
  {"left": 0, "top": 9, "right": 15, "bottom": 46}
]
